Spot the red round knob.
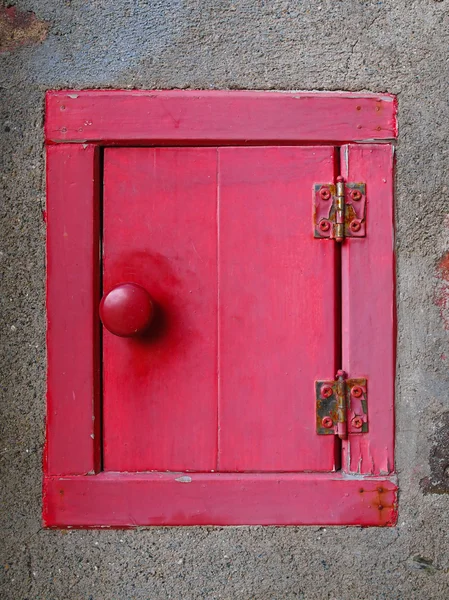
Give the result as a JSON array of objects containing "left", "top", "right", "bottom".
[{"left": 99, "top": 283, "right": 154, "bottom": 338}]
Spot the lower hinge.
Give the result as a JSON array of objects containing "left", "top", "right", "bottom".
[
  {"left": 316, "top": 370, "right": 368, "bottom": 438},
  {"left": 313, "top": 177, "right": 366, "bottom": 241}
]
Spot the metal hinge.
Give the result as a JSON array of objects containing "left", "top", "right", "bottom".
[
  {"left": 313, "top": 177, "right": 366, "bottom": 241},
  {"left": 316, "top": 370, "right": 368, "bottom": 438}
]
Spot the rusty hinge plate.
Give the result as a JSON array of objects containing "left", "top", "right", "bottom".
[
  {"left": 316, "top": 374, "right": 368, "bottom": 437},
  {"left": 313, "top": 179, "right": 366, "bottom": 241}
]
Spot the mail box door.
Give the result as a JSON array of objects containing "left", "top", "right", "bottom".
[{"left": 102, "top": 146, "right": 339, "bottom": 473}]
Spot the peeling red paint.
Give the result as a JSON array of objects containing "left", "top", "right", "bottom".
[
  {"left": 435, "top": 250, "right": 449, "bottom": 330},
  {"left": 438, "top": 252, "right": 449, "bottom": 279},
  {"left": 0, "top": 6, "right": 48, "bottom": 53}
]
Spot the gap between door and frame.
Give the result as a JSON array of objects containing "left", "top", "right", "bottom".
[{"left": 98, "top": 144, "right": 347, "bottom": 475}]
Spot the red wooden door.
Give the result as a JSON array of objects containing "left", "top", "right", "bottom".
[
  {"left": 103, "top": 146, "right": 339, "bottom": 473},
  {"left": 45, "top": 91, "right": 398, "bottom": 528}
]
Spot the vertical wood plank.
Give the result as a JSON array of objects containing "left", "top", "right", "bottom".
[
  {"left": 218, "top": 146, "right": 339, "bottom": 472},
  {"left": 341, "top": 144, "right": 395, "bottom": 475},
  {"left": 102, "top": 148, "right": 218, "bottom": 472},
  {"left": 46, "top": 144, "right": 101, "bottom": 475}
]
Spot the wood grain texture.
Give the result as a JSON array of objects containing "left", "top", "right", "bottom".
[
  {"left": 103, "top": 146, "right": 339, "bottom": 473},
  {"left": 341, "top": 144, "right": 395, "bottom": 475},
  {"left": 102, "top": 148, "right": 218, "bottom": 472},
  {"left": 218, "top": 146, "right": 339, "bottom": 471},
  {"left": 43, "top": 472, "right": 398, "bottom": 527},
  {"left": 45, "top": 90, "right": 397, "bottom": 144},
  {"left": 44, "top": 92, "right": 397, "bottom": 527},
  {"left": 46, "top": 144, "right": 100, "bottom": 475}
]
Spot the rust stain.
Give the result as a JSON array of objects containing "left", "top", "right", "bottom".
[
  {"left": 0, "top": 6, "right": 49, "bottom": 53},
  {"left": 438, "top": 251, "right": 449, "bottom": 279},
  {"left": 435, "top": 251, "right": 449, "bottom": 330},
  {"left": 358, "top": 484, "right": 397, "bottom": 525}
]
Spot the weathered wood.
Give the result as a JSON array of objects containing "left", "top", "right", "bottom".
[
  {"left": 102, "top": 148, "right": 219, "bottom": 472},
  {"left": 43, "top": 472, "right": 398, "bottom": 527},
  {"left": 44, "top": 91, "right": 397, "bottom": 527},
  {"left": 46, "top": 144, "right": 101, "bottom": 475},
  {"left": 218, "top": 146, "right": 339, "bottom": 471},
  {"left": 102, "top": 146, "right": 339, "bottom": 474},
  {"left": 341, "top": 144, "right": 395, "bottom": 475},
  {"left": 45, "top": 90, "right": 397, "bottom": 144}
]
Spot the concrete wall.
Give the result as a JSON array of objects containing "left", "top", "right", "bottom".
[{"left": 1, "top": 1, "right": 448, "bottom": 598}]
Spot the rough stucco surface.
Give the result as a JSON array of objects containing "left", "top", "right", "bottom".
[{"left": 1, "top": 0, "right": 448, "bottom": 598}]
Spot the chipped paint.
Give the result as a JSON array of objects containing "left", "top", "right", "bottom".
[
  {"left": 263, "top": 90, "right": 396, "bottom": 103},
  {"left": 435, "top": 250, "right": 449, "bottom": 330},
  {"left": 356, "top": 137, "right": 397, "bottom": 144},
  {"left": 175, "top": 476, "right": 192, "bottom": 483}
]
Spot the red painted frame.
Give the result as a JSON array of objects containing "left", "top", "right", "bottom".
[{"left": 44, "top": 90, "right": 397, "bottom": 527}]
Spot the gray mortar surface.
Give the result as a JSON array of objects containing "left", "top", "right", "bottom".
[{"left": 1, "top": 1, "right": 449, "bottom": 598}]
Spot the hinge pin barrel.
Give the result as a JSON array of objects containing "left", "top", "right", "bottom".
[
  {"left": 335, "top": 370, "right": 347, "bottom": 439},
  {"left": 335, "top": 177, "right": 345, "bottom": 243}
]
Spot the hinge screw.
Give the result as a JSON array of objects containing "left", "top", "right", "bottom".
[
  {"left": 352, "top": 416, "right": 364, "bottom": 429},
  {"left": 320, "top": 384, "right": 333, "bottom": 398},
  {"left": 319, "top": 220, "right": 331, "bottom": 233},
  {"left": 349, "top": 220, "right": 362, "bottom": 233},
  {"left": 351, "top": 385, "right": 363, "bottom": 398},
  {"left": 322, "top": 416, "right": 334, "bottom": 429},
  {"left": 351, "top": 189, "right": 362, "bottom": 201},
  {"left": 320, "top": 187, "right": 332, "bottom": 201}
]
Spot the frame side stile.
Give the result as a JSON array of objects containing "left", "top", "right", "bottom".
[
  {"left": 45, "top": 144, "right": 101, "bottom": 478},
  {"left": 340, "top": 144, "right": 396, "bottom": 477}
]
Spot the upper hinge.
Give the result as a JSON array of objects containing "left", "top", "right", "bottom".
[
  {"left": 313, "top": 177, "right": 366, "bottom": 241},
  {"left": 315, "top": 371, "right": 368, "bottom": 438}
]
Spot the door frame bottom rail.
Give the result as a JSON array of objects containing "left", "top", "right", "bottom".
[{"left": 43, "top": 472, "right": 397, "bottom": 528}]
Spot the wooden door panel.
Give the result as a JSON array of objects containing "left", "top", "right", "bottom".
[
  {"left": 103, "top": 148, "right": 218, "bottom": 472},
  {"left": 103, "top": 146, "right": 339, "bottom": 473},
  {"left": 218, "top": 147, "right": 339, "bottom": 471}
]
